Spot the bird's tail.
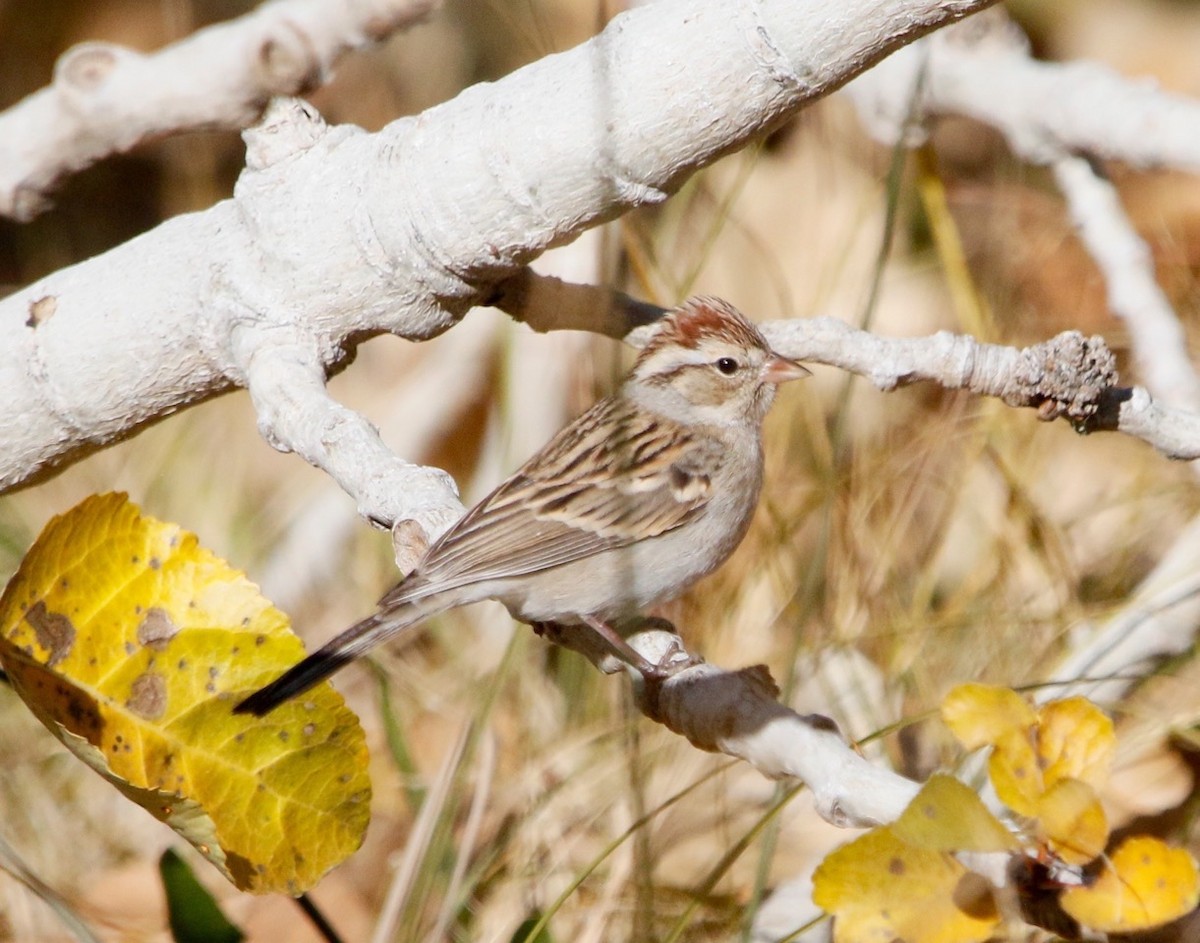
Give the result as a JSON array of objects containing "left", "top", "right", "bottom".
[{"left": 233, "top": 596, "right": 442, "bottom": 716}]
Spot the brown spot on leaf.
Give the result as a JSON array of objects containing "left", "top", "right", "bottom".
[
  {"left": 148, "top": 556, "right": 161, "bottom": 570},
  {"left": 137, "top": 607, "right": 179, "bottom": 651},
  {"left": 226, "top": 852, "right": 257, "bottom": 889},
  {"left": 889, "top": 857, "right": 906, "bottom": 876},
  {"left": 15, "top": 656, "right": 104, "bottom": 744},
  {"left": 952, "top": 872, "right": 998, "bottom": 921},
  {"left": 24, "top": 601, "right": 75, "bottom": 667},
  {"left": 126, "top": 672, "right": 167, "bottom": 720}
]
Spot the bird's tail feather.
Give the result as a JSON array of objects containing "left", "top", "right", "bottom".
[{"left": 233, "top": 598, "right": 439, "bottom": 716}]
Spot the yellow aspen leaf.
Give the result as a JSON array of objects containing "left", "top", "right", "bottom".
[
  {"left": 892, "top": 774, "right": 1019, "bottom": 853},
  {"left": 941, "top": 683, "right": 1037, "bottom": 752},
  {"left": 987, "top": 728, "right": 1043, "bottom": 817},
  {"left": 813, "top": 826, "right": 1000, "bottom": 943},
  {"left": 0, "top": 493, "right": 370, "bottom": 895},
  {"left": 1035, "top": 778, "right": 1108, "bottom": 865},
  {"left": 1036, "top": 697, "right": 1115, "bottom": 792},
  {"left": 1061, "top": 837, "right": 1200, "bottom": 932}
]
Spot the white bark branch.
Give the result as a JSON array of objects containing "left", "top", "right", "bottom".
[
  {"left": 759, "top": 318, "right": 1200, "bottom": 460},
  {"left": 0, "top": 0, "right": 999, "bottom": 542},
  {"left": 1051, "top": 154, "right": 1200, "bottom": 409},
  {"left": 544, "top": 622, "right": 920, "bottom": 830},
  {"left": 258, "top": 312, "right": 500, "bottom": 609},
  {"left": 845, "top": 11, "right": 1200, "bottom": 171},
  {"left": 0, "top": 0, "right": 438, "bottom": 221}
]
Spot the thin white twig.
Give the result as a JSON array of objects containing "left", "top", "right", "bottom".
[{"left": 1051, "top": 154, "right": 1200, "bottom": 409}]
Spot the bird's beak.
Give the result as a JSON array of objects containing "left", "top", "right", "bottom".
[{"left": 762, "top": 354, "right": 811, "bottom": 385}]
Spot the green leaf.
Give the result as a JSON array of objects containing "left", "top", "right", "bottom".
[
  {"left": 159, "top": 849, "right": 244, "bottom": 943},
  {"left": 511, "top": 912, "right": 554, "bottom": 943}
]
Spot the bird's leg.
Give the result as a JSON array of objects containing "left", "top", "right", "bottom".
[
  {"left": 531, "top": 618, "right": 665, "bottom": 678},
  {"left": 579, "top": 614, "right": 665, "bottom": 679}
]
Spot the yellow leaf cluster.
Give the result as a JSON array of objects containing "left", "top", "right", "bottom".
[
  {"left": 942, "top": 683, "right": 1197, "bottom": 933},
  {"left": 813, "top": 684, "right": 1198, "bottom": 941},
  {"left": 0, "top": 493, "right": 371, "bottom": 895}
]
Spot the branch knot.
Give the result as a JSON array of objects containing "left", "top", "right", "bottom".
[{"left": 1002, "top": 331, "right": 1119, "bottom": 424}]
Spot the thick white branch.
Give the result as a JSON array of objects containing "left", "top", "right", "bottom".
[
  {"left": 0, "top": 0, "right": 438, "bottom": 221},
  {"left": 0, "top": 0, "right": 997, "bottom": 536},
  {"left": 845, "top": 12, "right": 1200, "bottom": 170}
]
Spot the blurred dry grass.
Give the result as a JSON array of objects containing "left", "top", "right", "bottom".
[{"left": 2, "top": 1, "right": 1200, "bottom": 941}]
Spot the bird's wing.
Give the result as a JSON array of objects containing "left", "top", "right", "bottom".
[{"left": 381, "top": 398, "right": 716, "bottom": 605}]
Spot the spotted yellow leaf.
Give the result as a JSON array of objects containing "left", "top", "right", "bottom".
[
  {"left": 1035, "top": 777, "right": 1108, "bottom": 865},
  {"left": 942, "top": 686, "right": 1115, "bottom": 825},
  {"left": 987, "top": 728, "right": 1043, "bottom": 818},
  {"left": 892, "top": 774, "right": 1019, "bottom": 853},
  {"left": 1061, "top": 837, "right": 1200, "bottom": 932},
  {"left": 1035, "top": 696, "right": 1114, "bottom": 792},
  {"left": 942, "top": 683, "right": 1038, "bottom": 752},
  {"left": 813, "top": 826, "right": 1000, "bottom": 943},
  {"left": 0, "top": 493, "right": 370, "bottom": 895}
]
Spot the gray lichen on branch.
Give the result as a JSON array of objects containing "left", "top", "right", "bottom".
[{"left": 999, "top": 330, "right": 1118, "bottom": 425}]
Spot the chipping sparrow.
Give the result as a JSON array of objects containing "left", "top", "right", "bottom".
[{"left": 236, "top": 296, "right": 808, "bottom": 716}]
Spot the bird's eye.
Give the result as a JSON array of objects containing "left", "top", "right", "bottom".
[{"left": 715, "top": 357, "right": 739, "bottom": 375}]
